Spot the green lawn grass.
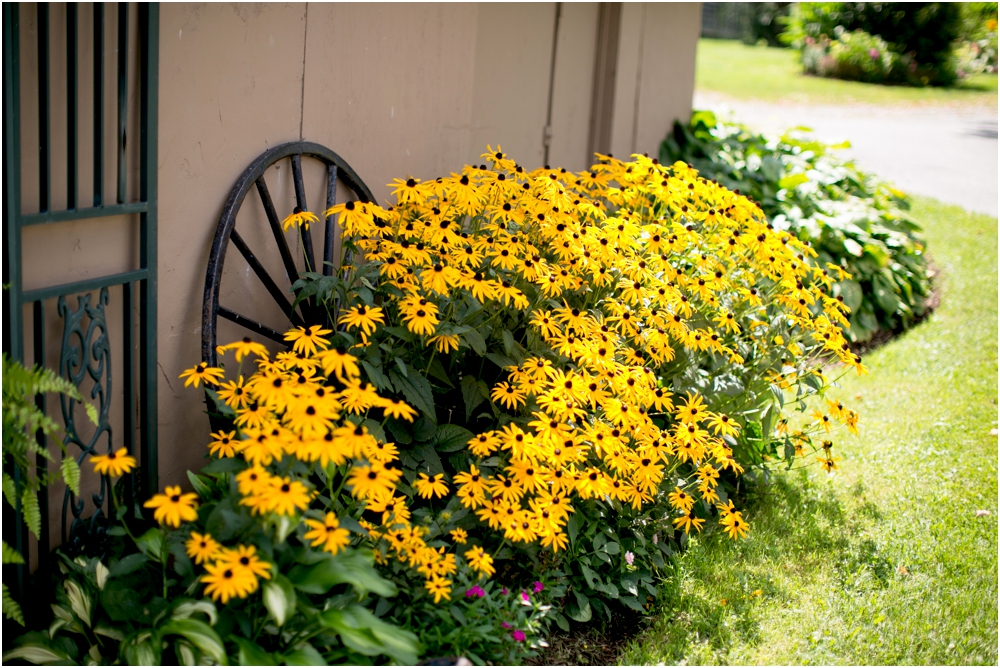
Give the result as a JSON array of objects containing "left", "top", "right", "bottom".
[
  {"left": 697, "top": 38, "right": 999, "bottom": 107},
  {"left": 619, "top": 196, "right": 998, "bottom": 665}
]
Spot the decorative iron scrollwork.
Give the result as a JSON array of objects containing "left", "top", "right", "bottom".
[{"left": 58, "top": 288, "right": 114, "bottom": 556}]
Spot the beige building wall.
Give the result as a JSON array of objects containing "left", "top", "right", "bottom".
[{"left": 15, "top": 2, "right": 701, "bottom": 491}]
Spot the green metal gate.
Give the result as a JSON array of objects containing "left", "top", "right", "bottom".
[{"left": 2, "top": 2, "right": 158, "bottom": 611}]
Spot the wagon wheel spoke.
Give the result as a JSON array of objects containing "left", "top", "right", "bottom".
[
  {"left": 229, "top": 229, "right": 305, "bottom": 328},
  {"left": 291, "top": 154, "right": 318, "bottom": 273},
  {"left": 217, "top": 306, "right": 288, "bottom": 346},
  {"left": 323, "top": 163, "right": 338, "bottom": 277},
  {"left": 255, "top": 175, "right": 302, "bottom": 287}
]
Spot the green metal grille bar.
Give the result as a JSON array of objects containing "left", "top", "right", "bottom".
[
  {"left": 2, "top": 2, "right": 159, "bottom": 618},
  {"left": 38, "top": 3, "right": 50, "bottom": 213},
  {"left": 93, "top": 3, "right": 104, "bottom": 207},
  {"left": 67, "top": 4, "right": 78, "bottom": 209},
  {"left": 22, "top": 201, "right": 148, "bottom": 226},
  {"left": 21, "top": 269, "right": 150, "bottom": 304},
  {"left": 116, "top": 2, "right": 127, "bottom": 205}
]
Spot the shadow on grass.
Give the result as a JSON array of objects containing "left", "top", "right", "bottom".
[{"left": 619, "top": 470, "right": 894, "bottom": 664}]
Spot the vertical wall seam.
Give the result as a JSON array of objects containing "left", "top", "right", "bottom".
[
  {"left": 299, "top": 3, "right": 308, "bottom": 141},
  {"left": 542, "top": 2, "right": 562, "bottom": 167},
  {"left": 630, "top": 3, "right": 646, "bottom": 156}
]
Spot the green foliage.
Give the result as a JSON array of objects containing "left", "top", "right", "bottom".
[
  {"left": 8, "top": 496, "right": 420, "bottom": 665},
  {"left": 782, "top": 2, "right": 963, "bottom": 85},
  {"left": 2, "top": 354, "right": 96, "bottom": 625},
  {"left": 662, "top": 111, "right": 933, "bottom": 343}
]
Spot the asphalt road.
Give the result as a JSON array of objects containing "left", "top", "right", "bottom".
[{"left": 694, "top": 91, "right": 999, "bottom": 218}]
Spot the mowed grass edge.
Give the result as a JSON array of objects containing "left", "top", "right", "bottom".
[
  {"left": 696, "top": 38, "right": 999, "bottom": 108},
  {"left": 618, "top": 196, "right": 998, "bottom": 665}
]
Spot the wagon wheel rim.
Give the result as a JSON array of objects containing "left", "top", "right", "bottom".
[{"left": 201, "top": 141, "right": 375, "bottom": 369}]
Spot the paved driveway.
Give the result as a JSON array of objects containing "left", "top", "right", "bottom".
[{"left": 694, "top": 91, "right": 999, "bottom": 218}]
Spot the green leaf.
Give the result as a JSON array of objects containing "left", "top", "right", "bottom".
[
  {"left": 2, "top": 540, "right": 25, "bottom": 565},
  {"left": 361, "top": 361, "right": 391, "bottom": 391},
  {"left": 568, "top": 591, "right": 592, "bottom": 622},
  {"left": 501, "top": 329, "right": 524, "bottom": 363},
  {"left": 579, "top": 563, "right": 598, "bottom": 589},
  {"left": 135, "top": 528, "right": 165, "bottom": 562},
  {"left": 262, "top": 573, "right": 297, "bottom": 627},
  {"left": 778, "top": 173, "right": 809, "bottom": 190},
  {"left": 186, "top": 471, "right": 212, "bottom": 499},
  {"left": 289, "top": 550, "right": 397, "bottom": 597},
  {"left": 461, "top": 375, "right": 487, "bottom": 422},
  {"left": 320, "top": 605, "right": 421, "bottom": 665},
  {"left": 200, "top": 457, "right": 246, "bottom": 475},
  {"left": 94, "top": 624, "right": 125, "bottom": 641},
  {"left": 2, "top": 583, "right": 24, "bottom": 625},
  {"left": 3, "top": 644, "right": 71, "bottom": 664},
  {"left": 234, "top": 637, "right": 277, "bottom": 666},
  {"left": 159, "top": 618, "right": 228, "bottom": 666},
  {"left": 20, "top": 488, "right": 40, "bottom": 539},
  {"left": 122, "top": 634, "right": 161, "bottom": 665},
  {"left": 602, "top": 541, "right": 621, "bottom": 555},
  {"left": 389, "top": 369, "right": 436, "bottom": 424},
  {"left": 284, "top": 643, "right": 326, "bottom": 666},
  {"left": 835, "top": 279, "right": 864, "bottom": 312},
  {"left": 568, "top": 513, "right": 580, "bottom": 546},
  {"left": 484, "top": 352, "right": 516, "bottom": 369},
  {"left": 109, "top": 553, "right": 150, "bottom": 578},
  {"left": 2, "top": 472, "right": 17, "bottom": 508},
  {"left": 101, "top": 578, "right": 144, "bottom": 622},
  {"left": 462, "top": 329, "right": 487, "bottom": 356},
  {"left": 83, "top": 402, "right": 99, "bottom": 426},
  {"left": 60, "top": 458, "right": 81, "bottom": 496},
  {"left": 620, "top": 596, "right": 646, "bottom": 612},
  {"left": 171, "top": 599, "right": 219, "bottom": 626},
  {"left": 434, "top": 424, "right": 475, "bottom": 453}
]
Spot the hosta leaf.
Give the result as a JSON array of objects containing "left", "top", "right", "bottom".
[{"left": 160, "top": 618, "right": 228, "bottom": 666}]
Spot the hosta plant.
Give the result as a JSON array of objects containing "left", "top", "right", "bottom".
[{"left": 662, "top": 110, "right": 933, "bottom": 343}]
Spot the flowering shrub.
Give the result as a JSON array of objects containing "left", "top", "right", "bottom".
[
  {"left": 781, "top": 1, "right": 962, "bottom": 86},
  {"left": 662, "top": 111, "right": 933, "bottom": 343},
  {"left": 801, "top": 30, "right": 901, "bottom": 83},
  {"left": 11, "top": 146, "right": 865, "bottom": 664}
]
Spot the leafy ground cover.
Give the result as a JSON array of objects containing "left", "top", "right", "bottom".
[
  {"left": 696, "top": 38, "right": 998, "bottom": 107},
  {"left": 619, "top": 196, "right": 998, "bottom": 664}
]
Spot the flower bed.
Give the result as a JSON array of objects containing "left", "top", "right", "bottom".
[{"left": 7, "top": 147, "right": 864, "bottom": 665}]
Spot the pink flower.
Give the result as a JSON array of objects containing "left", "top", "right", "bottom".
[
  {"left": 533, "top": 581, "right": 544, "bottom": 593},
  {"left": 512, "top": 630, "right": 526, "bottom": 643},
  {"left": 501, "top": 587, "right": 508, "bottom": 595},
  {"left": 465, "top": 586, "right": 486, "bottom": 598},
  {"left": 625, "top": 550, "right": 635, "bottom": 566},
  {"left": 652, "top": 533, "right": 659, "bottom": 545},
  {"left": 521, "top": 591, "right": 530, "bottom": 602},
  {"left": 501, "top": 622, "right": 511, "bottom": 628},
  {"left": 869, "top": 48, "right": 879, "bottom": 59}
]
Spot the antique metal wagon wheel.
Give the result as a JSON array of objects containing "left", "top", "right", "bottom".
[{"left": 201, "top": 141, "right": 376, "bottom": 368}]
